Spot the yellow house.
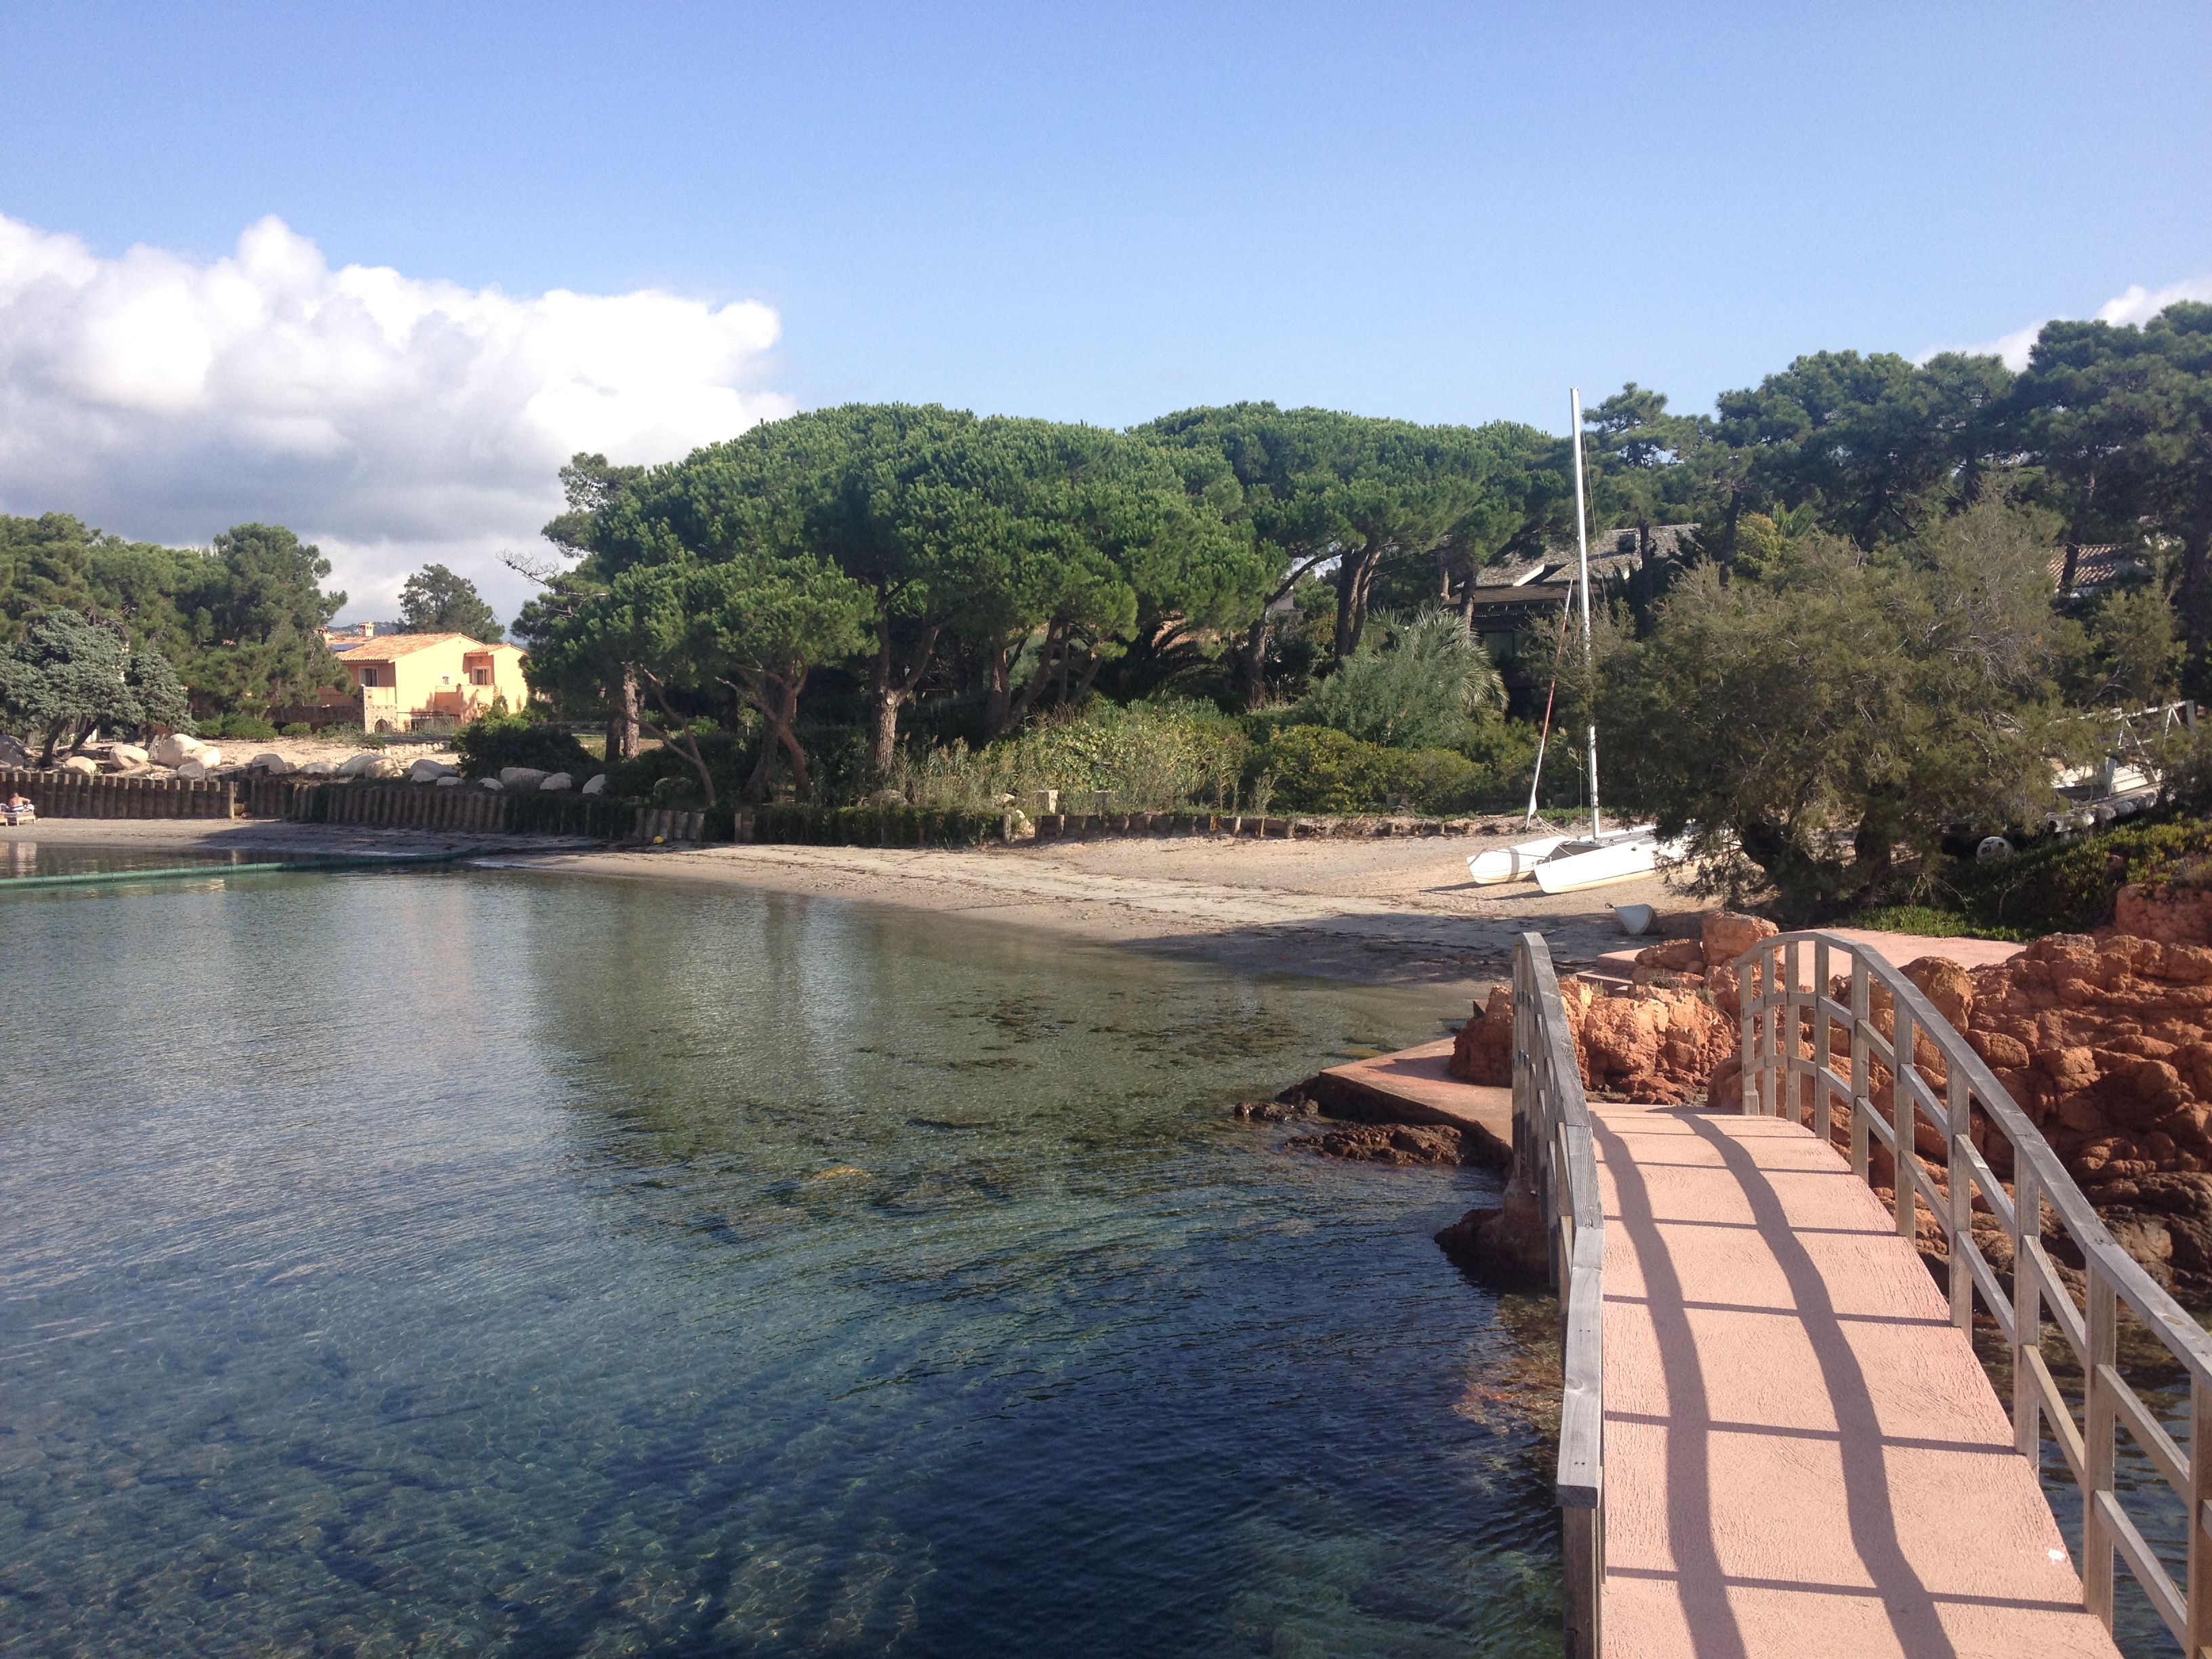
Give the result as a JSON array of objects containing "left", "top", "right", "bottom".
[{"left": 337, "top": 634, "right": 533, "bottom": 733}]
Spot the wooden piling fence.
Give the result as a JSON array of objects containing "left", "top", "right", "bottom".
[{"left": 0, "top": 767, "right": 237, "bottom": 820}]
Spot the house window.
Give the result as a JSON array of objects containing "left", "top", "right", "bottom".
[
  {"left": 359, "top": 667, "right": 380, "bottom": 687},
  {"left": 471, "top": 668, "right": 491, "bottom": 686}
]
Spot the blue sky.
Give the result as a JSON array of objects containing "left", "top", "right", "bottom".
[{"left": 1, "top": 1, "right": 2207, "bottom": 616}]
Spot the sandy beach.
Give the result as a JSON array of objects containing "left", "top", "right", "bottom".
[{"left": 3, "top": 816, "right": 1700, "bottom": 999}]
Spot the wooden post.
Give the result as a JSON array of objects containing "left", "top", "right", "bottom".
[
  {"left": 1947, "top": 1067, "right": 1972, "bottom": 1332},
  {"left": 1854, "top": 968, "right": 1875, "bottom": 1158},
  {"left": 2084, "top": 1270, "right": 2118, "bottom": 1622},
  {"left": 1813, "top": 940, "right": 1832, "bottom": 1147},
  {"left": 2191, "top": 1374, "right": 2211, "bottom": 1655},
  {"left": 1562, "top": 1504, "right": 1600, "bottom": 1659},
  {"left": 1778, "top": 946, "right": 1796, "bottom": 1132},
  {"left": 1739, "top": 944, "right": 1757, "bottom": 1115},
  {"left": 2013, "top": 1156, "right": 2042, "bottom": 1458},
  {"left": 1895, "top": 1004, "right": 1919, "bottom": 1241}
]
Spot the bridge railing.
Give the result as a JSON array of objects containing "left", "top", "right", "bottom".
[
  {"left": 1740, "top": 929, "right": 2212, "bottom": 1653},
  {"left": 1510, "top": 930, "right": 1605, "bottom": 1659}
]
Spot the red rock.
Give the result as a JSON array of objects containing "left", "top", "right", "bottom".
[
  {"left": 1702, "top": 911, "right": 1778, "bottom": 968},
  {"left": 1635, "top": 937, "right": 1708, "bottom": 973},
  {"left": 2115, "top": 884, "right": 2212, "bottom": 948}
]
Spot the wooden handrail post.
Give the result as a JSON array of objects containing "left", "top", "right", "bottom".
[
  {"left": 2013, "top": 1157, "right": 2043, "bottom": 1458},
  {"left": 2085, "top": 1270, "right": 2118, "bottom": 1622},
  {"left": 2191, "top": 1375, "right": 2211, "bottom": 1654},
  {"left": 1894, "top": 1004, "right": 1918, "bottom": 1242},
  {"left": 1734, "top": 946, "right": 1752, "bottom": 1119},
  {"left": 1946, "top": 1066, "right": 1973, "bottom": 1332},
  {"left": 1849, "top": 962, "right": 1872, "bottom": 1181},
  {"left": 1814, "top": 939, "right": 1832, "bottom": 1148},
  {"left": 1762, "top": 945, "right": 1781, "bottom": 1117},
  {"left": 1784, "top": 937, "right": 1803, "bottom": 1128}
]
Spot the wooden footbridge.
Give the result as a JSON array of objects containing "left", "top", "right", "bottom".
[{"left": 1501, "top": 929, "right": 2212, "bottom": 1658}]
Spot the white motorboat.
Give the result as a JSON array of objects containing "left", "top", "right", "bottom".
[{"left": 1467, "top": 834, "right": 1568, "bottom": 884}]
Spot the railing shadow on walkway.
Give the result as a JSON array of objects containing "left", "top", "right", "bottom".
[
  {"left": 1507, "top": 926, "right": 2212, "bottom": 1656},
  {"left": 1736, "top": 931, "right": 2212, "bottom": 1651}
]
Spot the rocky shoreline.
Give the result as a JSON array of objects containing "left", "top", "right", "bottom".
[{"left": 1266, "top": 905, "right": 2212, "bottom": 1311}]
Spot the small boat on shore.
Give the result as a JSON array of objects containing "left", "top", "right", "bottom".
[
  {"left": 1467, "top": 834, "right": 1568, "bottom": 884},
  {"left": 1531, "top": 825, "right": 1688, "bottom": 894},
  {"left": 1467, "top": 823, "right": 1686, "bottom": 893}
]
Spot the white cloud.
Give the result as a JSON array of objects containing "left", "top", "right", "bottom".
[
  {"left": 1921, "top": 272, "right": 2212, "bottom": 372},
  {"left": 0, "top": 212, "right": 795, "bottom": 622}
]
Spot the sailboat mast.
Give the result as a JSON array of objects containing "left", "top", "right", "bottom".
[{"left": 1570, "top": 388, "right": 1601, "bottom": 840}]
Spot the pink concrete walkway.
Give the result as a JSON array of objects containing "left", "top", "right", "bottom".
[{"left": 1593, "top": 1107, "right": 2116, "bottom": 1658}]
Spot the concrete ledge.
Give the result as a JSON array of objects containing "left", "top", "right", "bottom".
[{"left": 1298, "top": 1038, "right": 1513, "bottom": 1166}]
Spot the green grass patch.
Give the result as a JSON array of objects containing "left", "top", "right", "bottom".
[{"left": 1843, "top": 905, "right": 2035, "bottom": 943}]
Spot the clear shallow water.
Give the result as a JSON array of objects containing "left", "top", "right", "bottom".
[{"left": 0, "top": 866, "right": 1561, "bottom": 1657}]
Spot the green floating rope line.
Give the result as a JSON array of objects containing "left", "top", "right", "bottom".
[{"left": 0, "top": 850, "right": 478, "bottom": 893}]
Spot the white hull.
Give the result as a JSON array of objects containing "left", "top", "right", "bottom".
[
  {"left": 1467, "top": 835, "right": 1569, "bottom": 884},
  {"left": 1533, "top": 829, "right": 1686, "bottom": 895}
]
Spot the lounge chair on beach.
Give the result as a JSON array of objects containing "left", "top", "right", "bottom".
[{"left": 2, "top": 792, "right": 34, "bottom": 825}]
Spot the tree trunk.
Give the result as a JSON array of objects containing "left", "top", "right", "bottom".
[
  {"left": 637, "top": 675, "right": 715, "bottom": 807},
  {"left": 1718, "top": 491, "right": 1742, "bottom": 589},
  {"left": 1851, "top": 819, "right": 1896, "bottom": 911},
  {"left": 865, "top": 601, "right": 943, "bottom": 775},
  {"left": 608, "top": 663, "right": 641, "bottom": 762},
  {"left": 1011, "top": 622, "right": 1067, "bottom": 727},
  {"left": 1633, "top": 521, "right": 1655, "bottom": 637},
  {"left": 2184, "top": 527, "right": 2212, "bottom": 700},
  {"left": 1240, "top": 616, "right": 1271, "bottom": 712},
  {"left": 868, "top": 684, "right": 906, "bottom": 776},
  {"left": 1333, "top": 553, "right": 1364, "bottom": 659},
  {"left": 983, "top": 638, "right": 1015, "bottom": 742},
  {"left": 2060, "top": 542, "right": 2080, "bottom": 598},
  {"left": 741, "top": 670, "right": 811, "bottom": 802}
]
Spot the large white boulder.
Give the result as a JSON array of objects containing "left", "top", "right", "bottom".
[
  {"left": 540, "top": 772, "right": 573, "bottom": 792},
  {"left": 247, "top": 752, "right": 293, "bottom": 775},
  {"left": 176, "top": 758, "right": 216, "bottom": 779},
  {"left": 337, "top": 752, "right": 383, "bottom": 776},
  {"left": 408, "top": 757, "right": 457, "bottom": 783},
  {"left": 148, "top": 733, "right": 208, "bottom": 768},
  {"left": 108, "top": 743, "right": 150, "bottom": 770},
  {"left": 434, "top": 775, "right": 462, "bottom": 787},
  {"left": 478, "top": 777, "right": 504, "bottom": 791},
  {"left": 298, "top": 760, "right": 335, "bottom": 777},
  {"left": 498, "top": 766, "right": 549, "bottom": 792},
  {"left": 580, "top": 773, "right": 609, "bottom": 796},
  {"left": 61, "top": 754, "right": 100, "bottom": 776},
  {"left": 363, "top": 754, "right": 405, "bottom": 779},
  {"left": 0, "top": 734, "right": 30, "bottom": 768}
]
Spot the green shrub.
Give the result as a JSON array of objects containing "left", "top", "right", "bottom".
[
  {"left": 1292, "top": 607, "right": 1504, "bottom": 750},
  {"left": 221, "top": 716, "right": 278, "bottom": 741},
  {"left": 1938, "top": 815, "right": 2212, "bottom": 937},
  {"left": 1385, "top": 747, "right": 1486, "bottom": 815},
  {"left": 281, "top": 722, "right": 312, "bottom": 737},
  {"left": 604, "top": 726, "right": 756, "bottom": 804},
  {"left": 1250, "top": 726, "right": 1397, "bottom": 815},
  {"left": 878, "top": 699, "right": 1249, "bottom": 814},
  {"left": 453, "top": 713, "right": 595, "bottom": 779}
]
